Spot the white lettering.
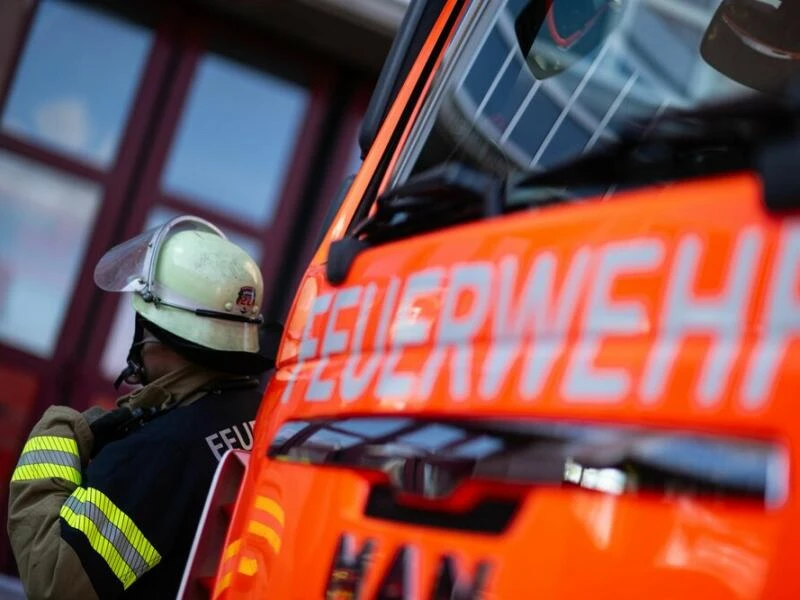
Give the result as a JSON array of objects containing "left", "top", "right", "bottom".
[
  {"left": 418, "top": 347, "right": 446, "bottom": 398},
  {"left": 345, "top": 276, "right": 401, "bottom": 400},
  {"left": 281, "top": 292, "right": 333, "bottom": 404},
  {"left": 377, "top": 269, "right": 443, "bottom": 400},
  {"left": 341, "top": 284, "right": 380, "bottom": 402},
  {"left": 481, "top": 249, "right": 590, "bottom": 400},
  {"left": 206, "top": 421, "right": 256, "bottom": 460},
  {"left": 306, "top": 359, "right": 330, "bottom": 402},
  {"left": 320, "top": 286, "right": 360, "bottom": 356},
  {"left": 426, "top": 262, "right": 493, "bottom": 400},
  {"left": 743, "top": 225, "right": 800, "bottom": 409},
  {"left": 282, "top": 225, "right": 797, "bottom": 413},
  {"left": 219, "top": 427, "right": 237, "bottom": 452},
  {"left": 308, "top": 286, "right": 361, "bottom": 402},
  {"left": 562, "top": 239, "right": 664, "bottom": 402},
  {"left": 205, "top": 433, "right": 225, "bottom": 461},
  {"left": 299, "top": 293, "right": 333, "bottom": 359},
  {"left": 641, "top": 229, "right": 762, "bottom": 405},
  {"left": 376, "top": 276, "right": 402, "bottom": 347},
  {"left": 519, "top": 248, "right": 591, "bottom": 400},
  {"left": 231, "top": 422, "right": 254, "bottom": 451}
]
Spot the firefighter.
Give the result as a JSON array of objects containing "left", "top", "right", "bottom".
[{"left": 7, "top": 216, "right": 273, "bottom": 599}]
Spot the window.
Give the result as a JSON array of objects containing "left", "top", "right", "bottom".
[
  {"left": 162, "top": 52, "right": 310, "bottom": 226},
  {"left": 506, "top": 91, "right": 561, "bottom": 164},
  {"left": 460, "top": 28, "right": 511, "bottom": 105},
  {"left": 270, "top": 417, "right": 783, "bottom": 505},
  {"left": 0, "top": 150, "right": 101, "bottom": 357},
  {"left": 391, "top": 0, "right": 762, "bottom": 194},
  {"left": 626, "top": 4, "right": 703, "bottom": 99},
  {"left": 480, "top": 57, "right": 531, "bottom": 135},
  {"left": 396, "top": 424, "right": 466, "bottom": 451},
  {"left": 1, "top": 0, "right": 153, "bottom": 168}
]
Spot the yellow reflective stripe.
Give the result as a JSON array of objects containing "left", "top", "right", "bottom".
[
  {"left": 62, "top": 487, "right": 162, "bottom": 589},
  {"left": 238, "top": 557, "right": 258, "bottom": 576},
  {"left": 11, "top": 463, "right": 81, "bottom": 485},
  {"left": 22, "top": 435, "right": 79, "bottom": 456},
  {"left": 247, "top": 521, "right": 281, "bottom": 553},
  {"left": 223, "top": 539, "right": 242, "bottom": 561},
  {"left": 13, "top": 436, "right": 82, "bottom": 484},
  {"left": 213, "top": 571, "right": 233, "bottom": 599},
  {"left": 254, "top": 496, "right": 285, "bottom": 526},
  {"left": 71, "top": 487, "right": 161, "bottom": 568},
  {"left": 60, "top": 503, "right": 138, "bottom": 588}
]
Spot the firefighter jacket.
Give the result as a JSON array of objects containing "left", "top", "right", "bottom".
[{"left": 7, "top": 364, "right": 262, "bottom": 600}]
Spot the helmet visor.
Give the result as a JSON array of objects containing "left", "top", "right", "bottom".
[{"left": 94, "top": 215, "right": 226, "bottom": 293}]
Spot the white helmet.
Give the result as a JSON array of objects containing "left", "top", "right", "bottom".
[{"left": 94, "top": 215, "right": 269, "bottom": 386}]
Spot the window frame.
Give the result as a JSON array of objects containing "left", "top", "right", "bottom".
[
  {"left": 0, "top": 0, "right": 175, "bottom": 365},
  {"left": 0, "top": 0, "right": 377, "bottom": 577},
  {"left": 83, "top": 15, "right": 337, "bottom": 382},
  {"left": 341, "top": 0, "right": 472, "bottom": 240},
  {"left": 383, "top": 0, "right": 500, "bottom": 189}
]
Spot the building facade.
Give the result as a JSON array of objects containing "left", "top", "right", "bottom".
[{"left": 0, "top": 0, "right": 404, "bottom": 577}]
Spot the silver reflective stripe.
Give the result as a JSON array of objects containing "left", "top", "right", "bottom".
[
  {"left": 63, "top": 496, "right": 150, "bottom": 579},
  {"left": 17, "top": 449, "right": 80, "bottom": 470}
]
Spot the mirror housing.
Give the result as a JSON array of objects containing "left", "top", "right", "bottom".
[
  {"left": 515, "top": 0, "right": 621, "bottom": 80},
  {"left": 701, "top": 0, "right": 800, "bottom": 95}
]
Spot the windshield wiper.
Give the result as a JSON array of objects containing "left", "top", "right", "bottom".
[
  {"left": 511, "top": 91, "right": 800, "bottom": 210},
  {"left": 327, "top": 162, "right": 504, "bottom": 284},
  {"left": 355, "top": 162, "right": 504, "bottom": 238}
]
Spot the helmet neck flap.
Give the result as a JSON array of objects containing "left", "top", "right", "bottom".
[{"left": 114, "top": 313, "right": 273, "bottom": 390}]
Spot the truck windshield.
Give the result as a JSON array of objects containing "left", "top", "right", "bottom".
[{"left": 393, "top": 0, "right": 797, "bottom": 185}]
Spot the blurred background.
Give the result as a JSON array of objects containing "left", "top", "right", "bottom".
[{"left": 0, "top": 0, "right": 406, "bottom": 584}]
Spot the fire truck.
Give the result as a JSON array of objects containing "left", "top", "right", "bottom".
[{"left": 180, "top": 0, "right": 800, "bottom": 597}]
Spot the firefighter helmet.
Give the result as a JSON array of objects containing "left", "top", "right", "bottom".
[{"left": 94, "top": 215, "right": 268, "bottom": 385}]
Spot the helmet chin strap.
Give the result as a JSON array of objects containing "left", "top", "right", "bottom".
[{"left": 114, "top": 315, "right": 161, "bottom": 389}]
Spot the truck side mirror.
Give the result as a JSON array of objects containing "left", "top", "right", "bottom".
[
  {"left": 514, "top": 0, "right": 621, "bottom": 80},
  {"left": 701, "top": 0, "right": 800, "bottom": 95}
]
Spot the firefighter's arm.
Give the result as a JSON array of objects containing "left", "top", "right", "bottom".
[
  {"left": 7, "top": 405, "right": 99, "bottom": 600},
  {"left": 57, "top": 427, "right": 204, "bottom": 598}
]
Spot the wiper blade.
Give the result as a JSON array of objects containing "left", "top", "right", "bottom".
[
  {"left": 641, "top": 90, "right": 800, "bottom": 135},
  {"left": 326, "top": 162, "right": 503, "bottom": 285},
  {"left": 351, "top": 162, "right": 504, "bottom": 242},
  {"left": 512, "top": 91, "right": 800, "bottom": 206}
]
